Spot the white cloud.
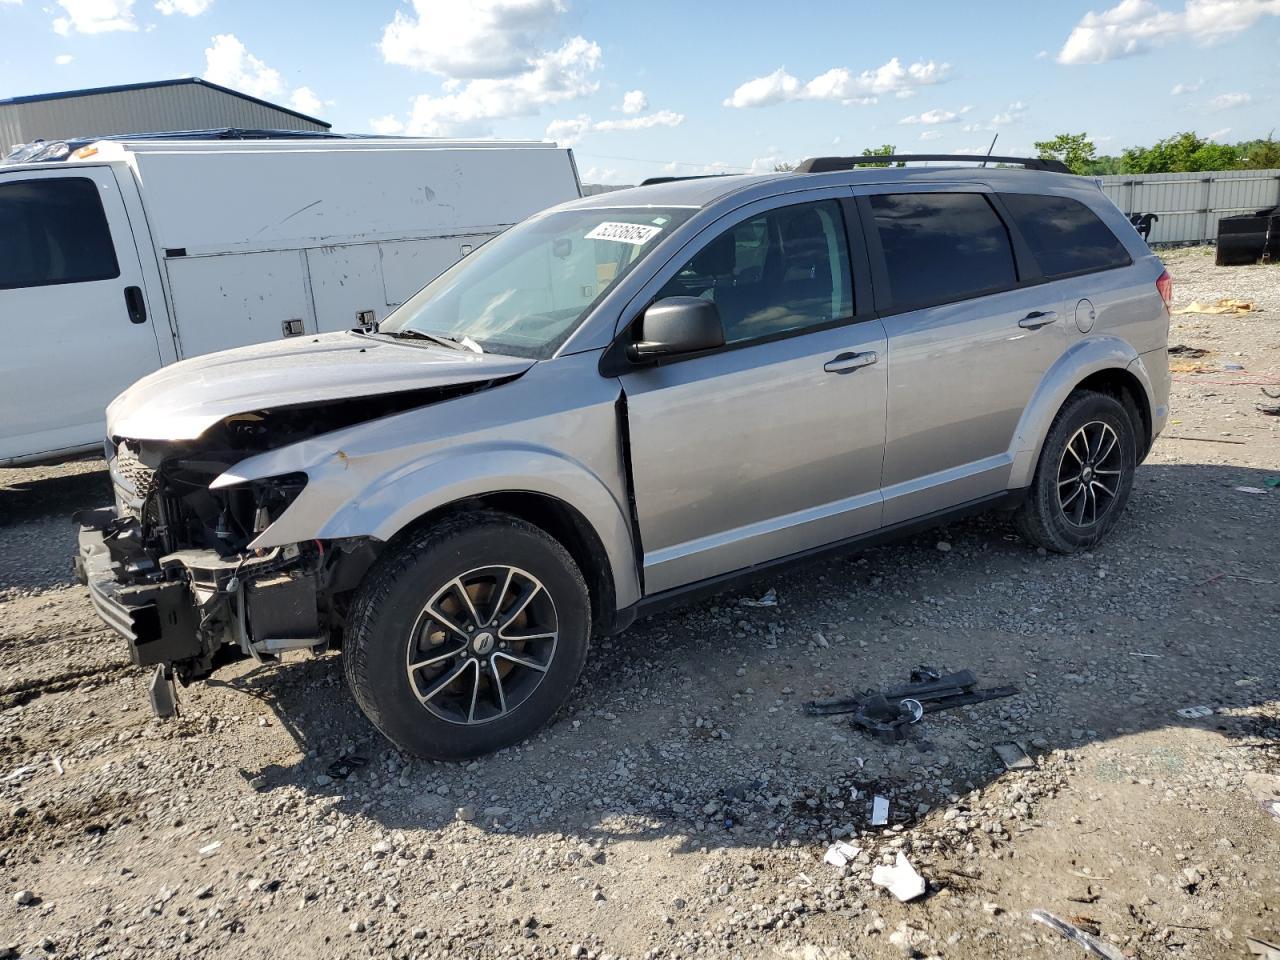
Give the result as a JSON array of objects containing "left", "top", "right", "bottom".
[
  {"left": 398, "top": 35, "right": 601, "bottom": 136},
  {"left": 54, "top": 53, "right": 74, "bottom": 64},
  {"left": 290, "top": 86, "right": 323, "bottom": 117},
  {"left": 53, "top": 0, "right": 136, "bottom": 34},
  {"left": 203, "top": 33, "right": 283, "bottom": 98},
  {"left": 920, "top": 130, "right": 944, "bottom": 141},
  {"left": 1208, "top": 91, "right": 1251, "bottom": 110},
  {"left": 1207, "top": 126, "right": 1232, "bottom": 139},
  {"left": 723, "top": 57, "right": 949, "bottom": 108},
  {"left": 369, "top": 114, "right": 405, "bottom": 135},
  {"left": 155, "top": 0, "right": 210, "bottom": 14},
  {"left": 991, "top": 100, "right": 1028, "bottom": 125},
  {"left": 899, "top": 106, "right": 969, "bottom": 125},
  {"left": 620, "top": 89, "right": 647, "bottom": 114},
  {"left": 546, "top": 108, "right": 684, "bottom": 146},
  {"left": 380, "top": 0, "right": 568, "bottom": 78},
  {"left": 1170, "top": 77, "right": 1203, "bottom": 94},
  {"left": 1035, "top": 49, "right": 1050, "bottom": 59},
  {"left": 1058, "top": 0, "right": 1280, "bottom": 64}
]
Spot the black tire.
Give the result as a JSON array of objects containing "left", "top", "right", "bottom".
[
  {"left": 1013, "top": 389, "right": 1138, "bottom": 554},
  {"left": 343, "top": 511, "right": 590, "bottom": 760}
]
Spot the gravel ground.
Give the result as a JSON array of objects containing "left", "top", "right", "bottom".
[{"left": 1, "top": 247, "right": 1277, "bottom": 960}]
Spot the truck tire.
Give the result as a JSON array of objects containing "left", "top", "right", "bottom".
[
  {"left": 343, "top": 511, "right": 590, "bottom": 760},
  {"left": 1013, "top": 389, "right": 1138, "bottom": 554}
]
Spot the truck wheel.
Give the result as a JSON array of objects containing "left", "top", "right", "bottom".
[
  {"left": 343, "top": 511, "right": 590, "bottom": 760},
  {"left": 1013, "top": 389, "right": 1137, "bottom": 554}
]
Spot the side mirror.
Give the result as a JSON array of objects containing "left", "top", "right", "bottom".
[{"left": 628, "top": 297, "right": 725, "bottom": 361}]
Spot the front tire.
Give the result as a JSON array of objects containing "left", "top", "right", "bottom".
[
  {"left": 1014, "top": 389, "right": 1138, "bottom": 554},
  {"left": 344, "top": 512, "right": 590, "bottom": 760}
]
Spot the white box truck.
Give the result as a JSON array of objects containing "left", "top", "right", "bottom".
[{"left": 0, "top": 137, "right": 581, "bottom": 465}]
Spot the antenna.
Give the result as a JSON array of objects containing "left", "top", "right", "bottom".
[{"left": 980, "top": 133, "right": 999, "bottom": 168}]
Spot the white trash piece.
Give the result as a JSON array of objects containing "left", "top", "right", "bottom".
[
  {"left": 870, "top": 794, "right": 890, "bottom": 826},
  {"left": 822, "top": 841, "right": 861, "bottom": 868},
  {"left": 1176, "top": 705, "right": 1214, "bottom": 719},
  {"left": 871, "top": 852, "right": 927, "bottom": 902}
]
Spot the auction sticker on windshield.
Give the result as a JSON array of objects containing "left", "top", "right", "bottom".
[{"left": 585, "top": 222, "right": 663, "bottom": 245}]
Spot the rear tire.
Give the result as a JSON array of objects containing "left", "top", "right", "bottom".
[
  {"left": 344, "top": 511, "right": 590, "bottom": 760},
  {"left": 1013, "top": 389, "right": 1137, "bottom": 554}
]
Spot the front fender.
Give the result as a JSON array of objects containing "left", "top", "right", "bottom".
[{"left": 1007, "top": 335, "right": 1151, "bottom": 489}]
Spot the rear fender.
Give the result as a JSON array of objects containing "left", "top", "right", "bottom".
[{"left": 1008, "top": 336, "right": 1152, "bottom": 489}]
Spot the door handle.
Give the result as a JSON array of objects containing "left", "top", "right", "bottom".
[
  {"left": 124, "top": 286, "right": 147, "bottom": 324},
  {"left": 824, "top": 350, "right": 878, "bottom": 374},
  {"left": 1018, "top": 310, "right": 1058, "bottom": 330}
]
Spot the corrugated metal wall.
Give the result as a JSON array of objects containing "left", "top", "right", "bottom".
[
  {"left": 0, "top": 84, "right": 327, "bottom": 152},
  {"left": 1097, "top": 168, "right": 1280, "bottom": 245}
]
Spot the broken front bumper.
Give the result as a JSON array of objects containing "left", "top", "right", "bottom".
[{"left": 74, "top": 507, "right": 325, "bottom": 681}]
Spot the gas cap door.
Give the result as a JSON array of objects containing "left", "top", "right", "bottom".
[{"left": 1075, "top": 298, "right": 1097, "bottom": 333}]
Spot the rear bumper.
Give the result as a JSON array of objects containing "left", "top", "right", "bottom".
[{"left": 74, "top": 509, "right": 202, "bottom": 667}]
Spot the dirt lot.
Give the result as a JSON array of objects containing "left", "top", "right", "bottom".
[{"left": 1, "top": 246, "right": 1277, "bottom": 960}]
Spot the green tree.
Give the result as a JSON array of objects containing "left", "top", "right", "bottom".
[
  {"left": 1033, "top": 133, "right": 1096, "bottom": 175},
  {"left": 772, "top": 161, "right": 796, "bottom": 172},
  {"left": 1240, "top": 133, "right": 1280, "bottom": 170},
  {"left": 1121, "top": 132, "right": 1241, "bottom": 173},
  {"left": 856, "top": 144, "right": 900, "bottom": 167}
]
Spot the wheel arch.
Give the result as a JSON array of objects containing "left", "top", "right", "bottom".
[{"left": 1009, "top": 336, "right": 1154, "bottom": 489}]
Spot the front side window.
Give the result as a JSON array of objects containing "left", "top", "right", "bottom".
[
  {"left": 868, "top": 192, "right": 1017, "bottom": 311},
  {"left": 381, "top": 206, "right": 695, "bottom": 359},
  {"left": 655, "top": 199, "right": 853, "bottom": 344},
  {"left": 0, "top": 177, "right": 119, "bottom": 290},
  {"left": 1000, "top": 193, "right": 1132, "bottom": 278}
]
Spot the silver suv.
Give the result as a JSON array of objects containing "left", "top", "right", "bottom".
[{"left": 75, "top": 154, "right": 1171, "bottom": 759}]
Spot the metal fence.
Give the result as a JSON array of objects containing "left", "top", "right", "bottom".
[{"left": 1095, "top": 168, "right": 1280, "bottom": 245}]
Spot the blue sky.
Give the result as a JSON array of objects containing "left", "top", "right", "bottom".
[{"left": 1, "top": 0, "right": 1277, "bottom": 183}]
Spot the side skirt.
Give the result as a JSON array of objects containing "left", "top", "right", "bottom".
[{"left": 607, "top": 489, "right": 1027, "bottom": 633}]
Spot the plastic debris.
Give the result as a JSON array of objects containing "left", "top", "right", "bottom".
[
  {"left": 1265, "top": 477, "right": 1280, "bottom": 488},
  {"left": 198, "top": 841, "right": 222, "bottom": 857},
  {"left": 822, "top": 841, "right": 860, "bottom": 868},
  {"left": 1172, "top": 298, "right": 1254, "bottom": 315},
  {"left": 1235, "top": 486, "right": 1269, "bottom": 495},
  {"left": 1029, "top": 909, "right": 1125, "bottom": 960},
  {"left": 993, "top": 742, "right": 1034, "bottom": 770},
  {"left": 870, "top": 852, "right": 926, "bottom": 902},
  {"left": 739, "top": 588, "right": 778, "bottom": 608},
  {"left": 1176, "top": 705, "right": 1214, "bottom": 719},
  {"left": 870, "top": 795, "right": 889, "bottom": 826}
]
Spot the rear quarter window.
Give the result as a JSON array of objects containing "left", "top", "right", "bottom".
[{"left": 1000, "top": 193, "right": 1132, "bottom": 279}]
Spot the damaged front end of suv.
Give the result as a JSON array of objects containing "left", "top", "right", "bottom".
[{"left": 75, "top": 412, "right": 377, "bottom": 710}]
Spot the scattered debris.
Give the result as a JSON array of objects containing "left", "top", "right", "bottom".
[
  {"left": 1266, "top": 477, "right": 1280, "bottom": 488},
  {"left": 1223, "top": 362, "right": 1247, "bottom": 371},
  {"left": 1172, "top": 298, "right": 1254, "bottom": 315},
  {"left": 738, "top": 588, "right": 778, "bottom": 608},
  {"left": 1176, "top": 705, "right": 1215, "bottom": 719},
  {"left": 803, "top": 667, "right": 1017, "bottom": 743},
  {"left": 822, "top": 841, "right": 860, "bottom": 868},
  {"left": 993, "top": 742, "right": 1034, "bottom": 770},
  {"left": 1234, "top": 486, "right": 1269, "bottom": 495},
  {"left": 1164, "top": 434, "right": 1248, "bottom": 444},
  {"left": 327, "top": 755, "right": 368, "bottom": 779},
  {"left": 1028, "top": 909, "right": 1126, "bottom": 960},
  {"left": 1258, "top": 401, "right": 1280, "bottom": 416},
  {"left": 1247, "top": 936, "right": 1280, "bottom": 960},
  {"left": 197, "top": 840, "right": 222, "bottom": 857},
  {"left": 1168, "top": 344, "right": 1209, "bottom": 357},
  {"left": 870, "top": 795, "right": 890, "bottom": 827},
  {"left": 871, "top": 853, "right": 927, "bottom": 902}
]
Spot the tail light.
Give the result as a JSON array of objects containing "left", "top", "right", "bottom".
[{"left": 1155, "top": 270, "right": 1172, "bottom": 311}]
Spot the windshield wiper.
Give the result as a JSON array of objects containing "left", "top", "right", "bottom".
[
  {"left": 380, "top": 328, "right": 468, "bottom": 351},
  {"left": 429, "top": 332, "right": 485, "bottom": 354}
]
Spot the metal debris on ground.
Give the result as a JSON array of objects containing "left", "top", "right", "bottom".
[
  {"left": 1176, "top": 705, "right": 1215, "bottom": 719},
  {"left": 870, "top": 795, "right": 890, "bottom": 827},
  {"left": 993, "top": 742, "right": 1035, "bottom": 771},
  {"left": 1028, "top": 909, "right": 1126, "bottom": 960},
  {"left": 1172, "top": 298, "right": 1255, "bottom": 315},
  {"left": 327, "top": 755, "right": 369, "bottom": 779},
  {"left": 1168, "top": 344, "right": 1210, "bottom": 357},
  {"left": 803, "top": 667, "right": 1018, "bottom": 744},
  {"left": 870, "top": 852, "right": 927, "bottom": 902},
  {"left": 738, "top": 588, "right": 778, "bottom": 608}
]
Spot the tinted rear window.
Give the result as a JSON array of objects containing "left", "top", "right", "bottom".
[
  {"left": 868, "top": 193, "right": 1017, "bottom": 311},
  {"left": 1000, "top": 193, "right": 1131, "bottom": 278},
  {"left": 0, "top": 177, "right": 119, "bottom": 290}
]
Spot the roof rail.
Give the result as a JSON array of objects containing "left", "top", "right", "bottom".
[
  {"left": 638, "top": 174, "right": 732, "bottom": 186},
  {"left": 794, "top": 154, "right": 1072, "bottom": 175}
]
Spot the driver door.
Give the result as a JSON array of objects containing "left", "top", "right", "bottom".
[{"left": 617, "top": 193, "right": 888, "bottom": 593}]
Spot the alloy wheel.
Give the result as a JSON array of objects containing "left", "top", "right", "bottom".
[{"left": 1056, "top": 420, "right": 1124, "bottom": 528}]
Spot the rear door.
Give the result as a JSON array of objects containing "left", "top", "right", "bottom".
[
  {"left": 857, "top": 186, "right": 1068, "bottom": 523},
  {"left": 0, "top": 167, "right": 164, "bottom": 462},
  {"left": 619, "top": 193, "right": 888, "bottom": 593}
]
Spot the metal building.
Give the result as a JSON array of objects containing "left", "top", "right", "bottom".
[
  {"left": 1096, "top": 167, "right": 1280, "bottom": 245},
  {"left": 0, "top": 78, "right": 330, "bottom": 153}
]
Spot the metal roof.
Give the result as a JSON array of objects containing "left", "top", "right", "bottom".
[{"left": 0, "top": 78, "right": 331, "bottom": 129}]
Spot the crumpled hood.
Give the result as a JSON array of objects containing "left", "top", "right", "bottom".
[{"left": 107, "top": 331, "right": 535, "bottom": 440}]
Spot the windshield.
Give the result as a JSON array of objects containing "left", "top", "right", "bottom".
[{"left": 378, "top": 206, "right": 695, "bottom": 359}]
